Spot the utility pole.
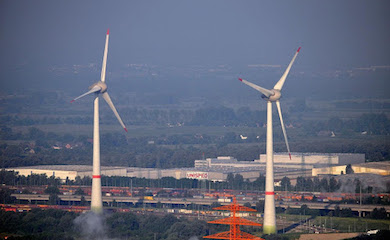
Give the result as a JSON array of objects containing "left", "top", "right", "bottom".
[
  {"left": 324, "top": 218, "right": 327, "bottom": 233},
  {"left": 360, "top": 183, "right": 362, "bottom": 207},
  {"left": 130, "top": 178, "right": 133, "bottom": 197},
  {"left": 331, "top": 217, "right": 333, "bottom": 231}
]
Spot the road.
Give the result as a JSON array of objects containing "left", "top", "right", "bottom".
[{"left": 11, "top": 194, "right": 390, "bottom": 214}]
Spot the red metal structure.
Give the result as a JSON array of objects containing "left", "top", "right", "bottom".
[{"left": 204, "top": 196, "right": 264, "bottom": 240}]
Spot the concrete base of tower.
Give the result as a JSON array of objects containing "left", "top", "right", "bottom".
[
  {"left": 263, "top": 225, "right": 277, "bottom": 234},
  {"left": 90, "top": 206, "right": 103, "bottom": 214}
]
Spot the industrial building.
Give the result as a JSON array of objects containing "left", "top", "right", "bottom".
[
  {"left": 5, "top": 165, "right": 127, "bottom": 181},
  {"left": 312, "top": 161, "right": 390, "bottom": 176},
  {"left": 194, "top": 156, "right": 261, "bottom": 169},
  {"left": 6, "top": 165, "right": 260, "bottom": 182},
  {"left": 6, "top": 153, "right": 372, "bottom": 183},
  {"left": 258, "top": 152, "right": 365, "bottom": 169}
]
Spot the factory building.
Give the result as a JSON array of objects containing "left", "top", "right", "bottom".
[
  {"left": 6, "top": 165, "right": 127, "bottom": 181},
  {"left": 6, "top": 165, "right": 261, "bottom": 183},
  {"left": 6, "top": 153, "right": 371, "bottom": 183},
  {"left": 258, "top": 153, "right": 365, "bottom": 169},
  {"left": 312, "top": 161, "right": 390, "bottom": 176},
  {"left": 194, "top": 156, "right": 260, "bottom": 169}
]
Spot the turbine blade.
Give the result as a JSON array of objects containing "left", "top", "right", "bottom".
[
  {"left": 238, "top": 78, "right": 274, "bottom": 97},
  {"left": 276, "top": 100, "right": 291, "bottom": 159},
  {"left": 100, "top": 29, "right": 110, "bottom": 83},
  {"left": 273, "top": 47, "right": 301, "bottom": 90},
  {"left": 102, "top": 92, "right": 128, "bottom": 132},
  {"left": 71, "top": 85, "right": 101, "bottom": 103}
]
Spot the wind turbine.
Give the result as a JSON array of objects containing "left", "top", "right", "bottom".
[
  {"left": 239, "top": 47, "right": 301, "bottom": 234},
  {"left": 71, "top": 29, "right": 127, "bottom": 214}
]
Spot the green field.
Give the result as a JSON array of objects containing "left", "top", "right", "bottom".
[{"left": 278, "top": 214, "right": 390, "bottom": 233}]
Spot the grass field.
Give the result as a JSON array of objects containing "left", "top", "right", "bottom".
[{"left": 278, "top": 214, "right": 390, "bottom": 234}]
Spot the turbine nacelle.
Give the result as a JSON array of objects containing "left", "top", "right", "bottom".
[
  {"left": 239, "top": 47, "right": 301, "bottom": 160},
  {"left": 261, "top": 89, "right": 281, "bottom": 102},
  {"left": 71, "top": 30, "right": 127, "bottom": 133},
  {"left": 89, "top": 81, "right": 107, "bottom": 93}
]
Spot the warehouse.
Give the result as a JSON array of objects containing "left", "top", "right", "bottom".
[
  {"left": 6, "top": 153, "right": 370, "bottom": 183},
  {"left": 258, "top": 152, "right": 365, "bottom": 169},
  {"left": 6, "top": 165, "right": 127, "bottom": 181},
  {"left": 312, "top": 161, "right": 390, "bottom": 176}
]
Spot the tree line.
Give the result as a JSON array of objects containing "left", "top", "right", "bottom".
[
  {"left": 2, "top": 170, "right": 386, "bottom": 195},
  {"left": 0, "top": 208, "right": 224, "bottom": 240},
  {"left": 1, "top": 125, "right": 389, "bottom": 172},
  {"left": 1, "top": 105, "right": 389, "bottom": 136}
]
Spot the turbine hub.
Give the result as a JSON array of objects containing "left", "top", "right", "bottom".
[
  {"left": 89, "top": 81, "right": 107, "bottom": 93},
  {"left": 262, "top": 89, "right": 281, "bottom": 102}
]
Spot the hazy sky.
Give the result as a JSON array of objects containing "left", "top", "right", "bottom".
[{"left": 0, "top": 0, "right": 389, "bottom": 94}]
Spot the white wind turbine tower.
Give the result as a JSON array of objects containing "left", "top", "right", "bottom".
[
  {"left": 71, "top": 29, "right": 127, "bottom": 214},
  {"left": 239, "top": 47, "right": 301, "bottom": 234}
]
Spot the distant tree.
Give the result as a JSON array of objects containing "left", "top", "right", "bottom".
[
  {"left": 244, "top": 202, "right": 252, "bottom": 208},
  {"left": 253, "top": 174, "right": 265, "bottom": 191},
  {"left": 48, "top": 193, "right": 60, "bottom": 205},
  {"left": 280, "top": 176, "right": 291, "bottom": 191},
  {"left": 45, "top": 185, "right": 60, "bottom": 195},
  {"left": 305, "top": 178, "right": 313, "bottom": 192},
  {"left": 334, "top": 206, "right": 341, "bottom": 217},
  {"left": 320, "top": 178, "right": 329, "bottom": 192},
  {"left": 27, "top": 127, "right": 45, "bottom": 140},
  {"left": 340, "top": 208, "right": 353, "bottom": 217},
  {"left": 106, "top": 212, "right": 140, "bottom": 237},
  {"left": 371, "top": 207, "right": 388, "bottom": 219},
  {"left": 227, "top": 173, "right": 235, "bottom": 189},
  {"left": 295, "top": 176, "right": 306, "bottom": 191},
  {"left": 313, "top": 177, "right": 321, "bottom": 191},
  {"left": 256, "top": 200, "right": 265, "bottom": 213},
  {"left": 35, "top": 138, "right": 49, "bottom": 148},
  {"left": 3, "top": 145, "right": 23, "bottom": 158},
  {"left": 234, "top": 174, "right": 244, "bottom": 190},
  {"left": 48, "top": 175, "right": 60, "bottom": 187},
  {"left": 354, "top": 179, "right": 362, "bottom": 194},
  {"left": 0, "top": 170, "right": 18, "bottom": 185},
  {"left": 327, "top": 117, "right": 343, "bottom": 132},
  {"left": 80, "top": 196, "right": 87, "bottom": 206},
  {"left": 300, "top": 204, "right": 309, "bottom": 215},
  {"left": 356, "top": 113, "right": 390, "bottom": 135},
  {"left": 164, "top": 219, "right": 210, "bottom": 240},
  {"left": 21, "top": 189, "right": 31, "bottom": 194},
  {"left": 0, "top": 188, "right": 16, "bottom": 203},
  {"left": 75, "top": 188, "right": 85, "bottom": 195},
  {"left": 156, "top": 201, "right": 163, "bottom": 208},
  {"left": 346, "top": 164, "right": 354, "bottom": 174},
  {"left": 329, "top": 177, "right": 340, "bottom": 192}
]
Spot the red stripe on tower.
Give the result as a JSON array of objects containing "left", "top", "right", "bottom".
[
  {"left": 93, "top": 175, "right": 101, "bottom": 179},
  {"left": 265, "top": 191, "right": 275, "bottom": 195}
]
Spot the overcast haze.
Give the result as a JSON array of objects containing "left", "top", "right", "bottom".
[{"left": 0, "top": 0, "right": 389, "bottom": 98}]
